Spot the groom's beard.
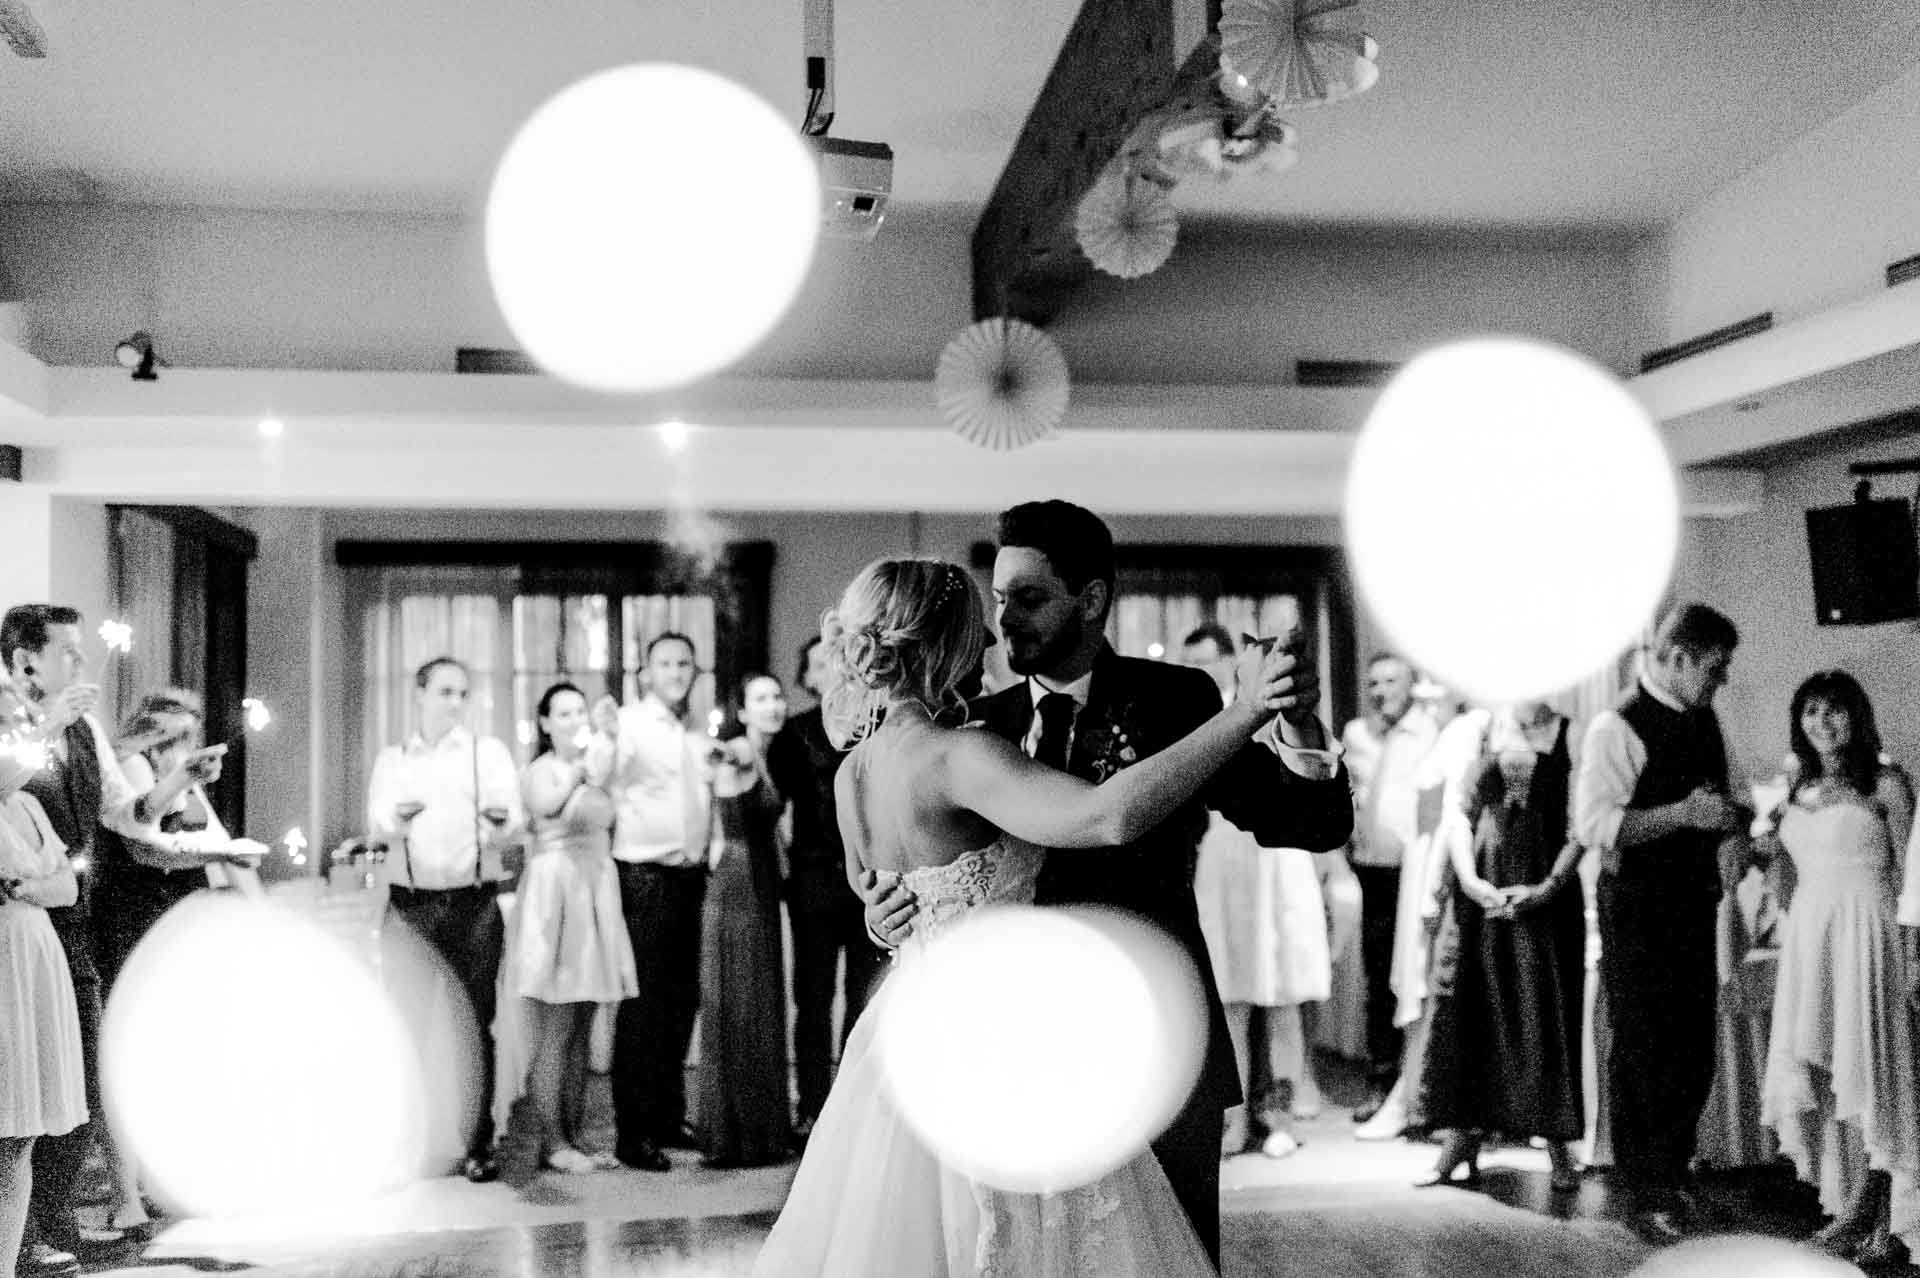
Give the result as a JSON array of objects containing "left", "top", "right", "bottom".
[{"left": 1004, "top": 611, "right": 1084, "bottom": 678}]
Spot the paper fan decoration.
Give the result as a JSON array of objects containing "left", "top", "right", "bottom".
[
  {"left": 1220, "top": 0, "right": 1379, "bottom": 108},
  {"left": 1074, "top": 170, "right": 1179, "bottom": 279},
  {"left": 934, "top": 318, "right": 1070, "bottom": 450}
]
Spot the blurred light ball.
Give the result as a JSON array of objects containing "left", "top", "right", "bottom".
[
  {"left": 485, "top": 64, "right": 819, "bottom": 392},
  {"left": 1344, "top": 337, "right": 1678, "bottom": 702},
  {"left": 1627, "top": 1234, "right": 1859, "bottom": 1278},
  {"left": 102, "top": 894, "right": 448, "bottom": 1215},
  {"left": 876, "top": 905, "right": 1206, "bottom": 1193}
]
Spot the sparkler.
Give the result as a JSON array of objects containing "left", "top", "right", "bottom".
[
  {"left": 706, "top": 708, "right": 723, "bottom": 738},
  {"left": 241, "top": 698, "right": 272, "bottom": 733},
  {"left": 282, "top": 826, "right": 309, "bottom": 867},
  {"left": 98, "top": 619, "right": 134, "bottom": 656}
]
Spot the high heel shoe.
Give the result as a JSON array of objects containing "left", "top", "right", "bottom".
[{"left": 1414, "top": 1132, "right": 1482, "bottom": 1188}]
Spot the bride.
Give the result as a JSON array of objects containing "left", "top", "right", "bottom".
[{"left": 752, "top": 557, "right": 1300, "bottom": 1277}]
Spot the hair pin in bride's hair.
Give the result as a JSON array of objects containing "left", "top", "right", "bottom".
[{"left": 935, "top": 564, "right": 965, "bottom": 607}]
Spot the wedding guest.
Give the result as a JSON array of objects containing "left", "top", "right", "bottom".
[
  {"left": 95, "top": 689, "right": 265, "bottom": 1238},
  {"left": 767, "top": 636, "right": 882, "bottom": 1139},
  {"left": 1357, "top": 681, "right": 1489, "bottom": 1142},
  {"left": 861, "top": 502, "right": 1353, "bottom": 1264},
  {"left": 95, "top": 690, "right": 265, "bottom": 991},
  {"left": 1339, "top": 652, "right": 1439, "bottom": 1122},
  {"left": 1183, "top": 625, "right": 1331, "bottom": 1160},
  {"left": 366, "top": 655, "right": 523, "bottom": 1184},
  {"left": 1419, "top": 701, "right": 1586, "bottom": 1191},
  {"left": 696, "top": 674, "right": 795, "bottom": 1168},
  {"left": 2, "top": 604, "right": 220, "bottom": 1270},
  {"left": 0, "top": 682, "right": 85, "bottom": 1278},
  {"left": 509, "top": 683, "right": 637, "bottom": 1174},
  {"left": 593, "top": 633, "right": 712, "bottom": 1172},
  {"left": 1574, "top": 602, "right": 1747, "bottom": 1246},
  {"left": 1757, "top": 671, "right": 1917, "bottom": 1266}
]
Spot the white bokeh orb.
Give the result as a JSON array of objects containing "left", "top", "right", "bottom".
[
  {"left": 102, "top": 894, "right": 444, "bottom": 1216},
  {"left": 485, "top": 64, "right": 820, "bottom": 392},
  {"left": 876, "top": 905, "right": 1207, "bottom": 1194},
  {"left": 1344, "top": 337, "right": 1679, "bottom": 702},
  {"left": 1628, "top": 1234, "right": 1859, "bottom": 1278}
]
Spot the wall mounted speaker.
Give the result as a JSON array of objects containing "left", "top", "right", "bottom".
[{"left": 1805, "top": 497, "right": 1920, "bottom": 626}]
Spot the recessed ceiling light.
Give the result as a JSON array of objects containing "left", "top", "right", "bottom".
[
  {"left": 258, "top": 417, "right": 285, "bottom": 438},
  {"left": 658, "top": 419, "right": 690, "bottom": 451}
]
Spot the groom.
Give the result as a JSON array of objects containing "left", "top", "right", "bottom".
[{"left": 863, "top": 501, "right": 1353, "bottom": 1263}]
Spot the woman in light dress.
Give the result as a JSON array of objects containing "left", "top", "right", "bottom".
[
  {"left": 509, "top": 682, "right": 638, "bottom": 1174},
  {"left": 752, "top": 558, "right": 1302, "bottom": 1278},
  {"left": 1756, "top": 670, "right": 1919, "bottom": 1267},
  {"left": 1185, "top": 624, "right": 1330, "bottom": 1158},
  {"left": 0, "top": 683, "right": 86, "bottom": 1275}
]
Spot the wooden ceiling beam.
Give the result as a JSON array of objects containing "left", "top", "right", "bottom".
[{"left": 972, "top": 0, "right": 1222, "bottom": 325}]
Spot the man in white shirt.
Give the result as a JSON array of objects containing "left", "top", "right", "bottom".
[
  {"left": 3, "top": 602, "right": 229, "bottom": 1273},
  {"left": 591, "top": 632, "right": 715, "bottom": 1172},
  {"left": 1572, "top": 602, "right": 1747, "bottom": 1247},
  {"left": 366, "top": 656, "right": 523, "bottom": 1184},
  {"left": 1338, "top": 652, "right": 1439, "bottom": 1122}
]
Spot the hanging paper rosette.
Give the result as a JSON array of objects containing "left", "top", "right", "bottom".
[
  {"left": 1074, "top": 168, "right": 1179, "bottom": 279},
  {"left": 1157, "top": 110, "right": 1299, "bottom": 181},
  {"left": 1219, "top": 0, "right": 1379, "bottom": 108},
  {"left": 934, "top": 318, "right": 1070, "bottom": 451}
]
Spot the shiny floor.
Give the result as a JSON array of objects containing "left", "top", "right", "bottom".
[{"left": 82, "top": 1060, "right": 1858, "bottom": 1277}]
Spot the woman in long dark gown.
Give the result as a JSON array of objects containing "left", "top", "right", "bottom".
[
  {"left": 696, "top": 673, "right": 796, "bottom": 1168},
  {"left": 1419, "top": 701, "right": 1586, "bottom": 1190}
]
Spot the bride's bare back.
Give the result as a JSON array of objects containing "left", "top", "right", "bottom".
[{"left": 838, "top": 718, "right": 1001, "bottom": 876}]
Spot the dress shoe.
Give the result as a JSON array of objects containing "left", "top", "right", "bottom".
[
  {"left": 662, "top": 1121, "right": 701, "bottom": 1151},
  {"left": 617, "top": 1141, "right": 672, "bottom": 1172},
  {"left": 544, "top": 1147, "right": 598, "bottom": 1174},
  {"left": 462, "top": 1152, "right": 500, "bottom": 1184},
  {"left": 1260, "top": 1130, "right": 1300, "bottom": 1160},
  {"left": 1413, "top": 1131, "right": 1482, "bottom": 1188},
  {"left": 14, "top": 1242, "right": 80, "bottom": 1278},
  {"left": 1625, "top": 1209, "right": 1688, "bottom": 1247},
  {"left": 1351, "top": 1087, "right": 1391, "bottom": 1125}
]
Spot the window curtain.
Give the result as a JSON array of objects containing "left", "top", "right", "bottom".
[
  {"left": 343, "top": 564, "right": 520, "bottom": 836},
  {"left": 109, "top": 507, "right": 178, "bottom": 727}
]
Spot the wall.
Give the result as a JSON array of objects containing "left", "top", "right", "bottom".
[
  {"left": 1629, "top": 61, "right": 1920, "bottom": 352},
  {"left": 224, "top": 506, "right": 1362, "bottom": 847},
  {"left": 1057, "top": 224, "right": 1642, "bottom": 379},
  {"left": 1671, "top": 426, "right": 1920, "bottom": 781},
  {"left": 0, "top": 201, "right": 1638, "bottom": 381}
]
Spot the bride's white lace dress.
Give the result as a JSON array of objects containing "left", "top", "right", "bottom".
[{"left": 751, "top": 837, "right": 1218, "bottom": 1277}]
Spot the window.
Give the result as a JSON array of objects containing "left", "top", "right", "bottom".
[
  {"left": 339, "top": 540, "right": 770, "bottom": 839},
  {"left": 110, "top": 505, "right": 258, "bottom": 834}
]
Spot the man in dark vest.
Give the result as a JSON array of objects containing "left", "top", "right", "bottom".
[
  {"left": 860, "top": 502, "right": 1354, "bottom": 1265},
  {"left": 1573, "top": 602, "right": 1748, "bottom": 1247},
  {"left": 2, "top": 604, "right": 223, "bottom": 1276}
]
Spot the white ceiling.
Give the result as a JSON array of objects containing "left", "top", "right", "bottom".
[{"left": 2, "top": 0, "right": 1918, "bottom": 230}]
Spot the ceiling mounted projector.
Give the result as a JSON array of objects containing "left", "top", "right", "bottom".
[
  {"left": 801, "top": 0, "right": 892, "bottom": 242},
  {"left": 813, "top": 135, "right": 892, "bottom": 241}
]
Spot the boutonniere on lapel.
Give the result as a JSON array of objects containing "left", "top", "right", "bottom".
[{"left": 1077, "top": 708, "right": 1141, "bottom": 782}]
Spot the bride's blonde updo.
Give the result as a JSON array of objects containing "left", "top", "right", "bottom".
[{"left": 819, "top": 557, "right": 988, "bottom": 746}]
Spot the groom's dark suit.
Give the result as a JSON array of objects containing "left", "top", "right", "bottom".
[{"left": 978, "top": 645, "right": 1353, "bottom": 1261}]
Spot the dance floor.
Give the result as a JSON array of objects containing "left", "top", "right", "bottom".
[{"left": 85, "top": 1068, "right": 1844, "bottom": 1277}]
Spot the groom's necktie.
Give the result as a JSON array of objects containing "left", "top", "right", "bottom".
[{"left": 1033, "top": 693, "right": 1077, "bottom": 773}]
